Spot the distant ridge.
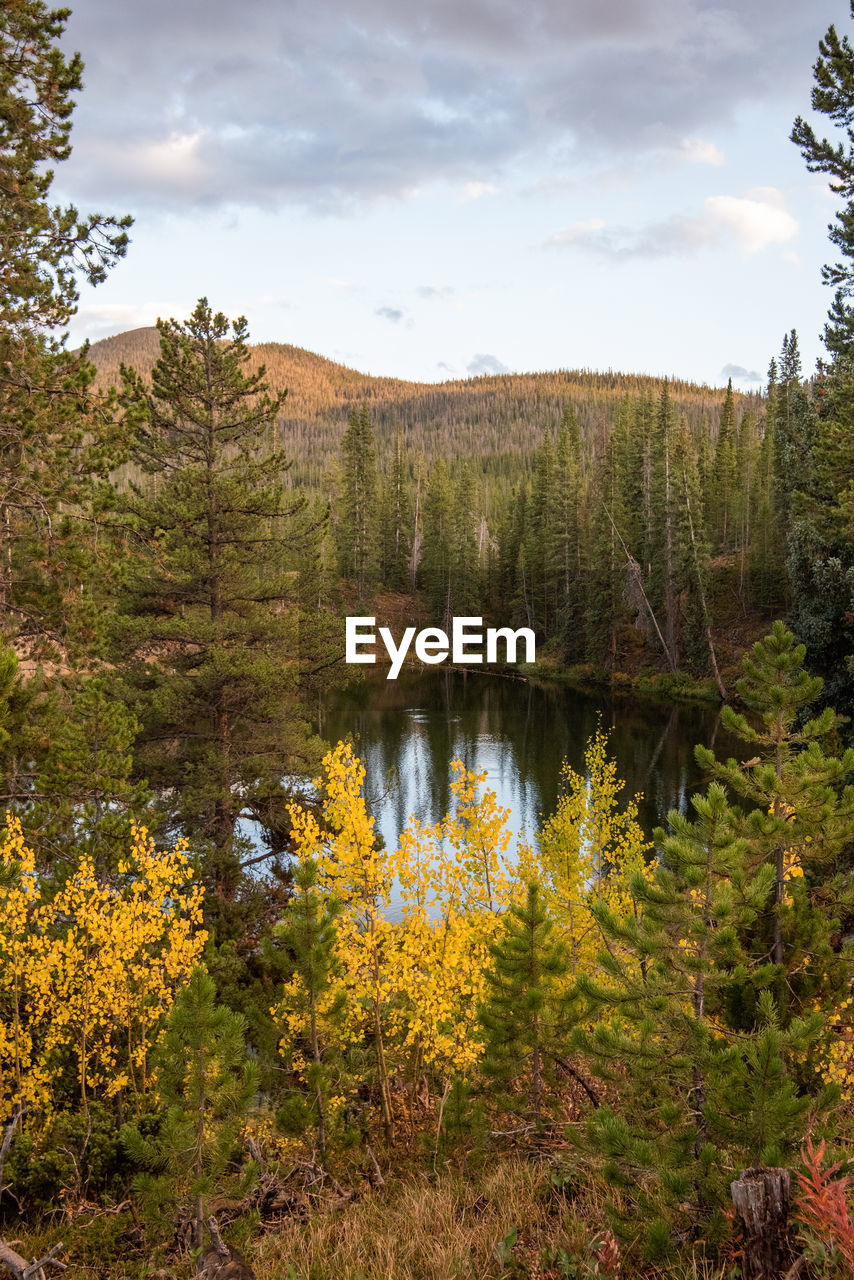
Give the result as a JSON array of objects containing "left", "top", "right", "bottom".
[{"left": 86, "top": 327, "right": 762, "bottom": 485}]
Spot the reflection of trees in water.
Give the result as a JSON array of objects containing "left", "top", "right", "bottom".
[{"left": 318, "top": 672, "right": 741, "bottom": 848}]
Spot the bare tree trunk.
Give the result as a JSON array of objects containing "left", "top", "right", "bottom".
[{"left": 730, "top": 1168, "right": 793, "bottom": 1280}]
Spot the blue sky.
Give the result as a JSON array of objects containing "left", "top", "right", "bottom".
[{"left": 57, "top": 0, "right": 846, "bottom": 390}]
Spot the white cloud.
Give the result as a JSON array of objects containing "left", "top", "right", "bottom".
[
  {"left": 679, "top": 137, "right": 725, "bottom": 166},
  {"left": 132, "top": 130, "right": 205, "bottom": 187},
  {"left": 70, "top": 303, "right": 175, "bottom": 342},
  {"left": 703, "top": 187, "right": 797, "bottom": 254},
  {"left": 463, "top": 181, "right": 499, "bottom": 200},
  {"left": 547, "top": 218, "right": 607, "bottom": 247},
  {"left": 546, "top": 188, "right": 797, "bottom": 259}
]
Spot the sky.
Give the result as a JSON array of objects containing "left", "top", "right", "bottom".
[{"left": 55, "top": 0, "right": 848, "bottom": 390}]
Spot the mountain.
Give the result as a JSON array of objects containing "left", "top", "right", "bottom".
[{"left": 86, "top": 327, "right": 762, "bottom": 486}]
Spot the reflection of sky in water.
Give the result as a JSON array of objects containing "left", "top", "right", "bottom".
[
  {"left": 236, "top": 673, "right": 743, "bottom": 920},
  {"left": 311, "top": 671, "right": 743, "bottom": 921},
  {"left": 360, "top": 719, "right": 541, "bottom": 860}
]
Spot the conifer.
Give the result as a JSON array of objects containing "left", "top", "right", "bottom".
[
  {"left": 575, "top": 782, "right": 820, "bottom": 1258},
  {"left": 695, "top": 621, "right": 854, "bottom": 1019},
  {"left": 338, "top": 404, "right": 379, "bottom": 596},
  {"left": 270, "top": 858, "right": 343, "bottom": 1155},
  {"left": 479, "top": 883, "right": 572, "bottom": 1121},
  {"left": 122, "top": 968, "right": 258, "bottom": 1251},
  {"left": 115, "top": 300, "right": 331, "bottom": 894}
]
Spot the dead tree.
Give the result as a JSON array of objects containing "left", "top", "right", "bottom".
[
  {"left": 197, "top": 1217, "right": 255, "bottom": 1280},
  {"left": 730, "top": 1167, "right": 793, "bottom": 1280}
]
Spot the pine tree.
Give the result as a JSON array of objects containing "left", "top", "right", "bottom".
[
  {"left": 792, "top": 10, "right": 854, "bottom": 356},
  {"left": 554, "top": 407, "right": 587, "bottom": 660},
  {"left": 122, "top": 968, "right": 258, "bottom": 1250},
  {"left": 420, "top": 458, "right": 454, "bottom": 623},
  {"left": 575, "top": 783, "right": 820, "bottom": 1259},
  {"left": 647, "top": 383, "right": 679, "bottom": 666},
  {"left": 338, "top": 404, "right": 379, "bottom": 597},
  {"left": 270, "top": 859, "right": 343, "bottom": 1155},
  {"left": 32, "top": 674, "right": 150, "bottom": 876},
  {"left": 478, "top": 883, "right": 572, "bottom": 1121},
  {"left": 712, "top": 379, "right": 737, "bottom": 551},
  {"left": 695, "top": 621, "right": 854, "bottom": 1017},
  {"left": 585, "top": 421, "right": 633, "bottom": 669},
  {"left": 0, "top": 1, "right": 131, "bottom": 337},
  {"left": 378, "top": 426, "right": 411, "bottom": 590},
  {"left": 673, "top": 422, "right": 724, "bottom": 690},
  {"left": 525, "top": 432, "right": 559, "bottom": 636},
  {"left": 115, "top": 300, "right": 330, "bottom": 895},
  {"left": 0, "top": 3, "right": 131, "bottom": 651}
]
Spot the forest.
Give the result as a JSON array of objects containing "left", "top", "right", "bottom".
[{"left": 4, "top": 2, "right": 854, "bottom": 1280}]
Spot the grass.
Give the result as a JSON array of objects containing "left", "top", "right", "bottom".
[{"left": 2, "top": 1152, "right": 749, "bottom": 1280}]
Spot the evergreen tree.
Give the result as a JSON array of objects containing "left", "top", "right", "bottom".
[
  {"left": 115, "top": 300, "right": 330, "bottom": 895},
  {"left": 576, "top": 783, "right": 820, "bottom": 1259},
  {"left": 378, "top": 426, "right": 411, "bottom": 590},
  {"left": 32, "top": 674, "right": 149, "bottom": 876},
  {"left": 270, "top": 858, "right": 343, "bottom": 1155},
  {"left": 673, "top": 422, "right": 723, "bottom": 688},
  {"left": 749, "top": 366, "right": 786, "bottom": 611},
  {"left": 338, "top": 404, "right": 379, "bottom": 597},
  {"left": 479, "top": 882, "right": 572, "bottom": 1120},
  {"left": 122, "top": 968, "right": 258, "bottom": 1250},
  {"left": 555, "top": 407, "right": 587, "bottom": 661},
  {"left": 0, "top": 2, "right": 131, "bottom": 652},
  {"left": 585, "top": 431, "right": 623, "bottom": 667},
  {"left": 792, "top": 8, "right": 854, "bottom": 356},
  {"left": 420, "top": 458, "right": 454, "bottom": 623},
  {"left": 695, "top": 621, "right": 854, "bottom": 1017},
  {"left": 645, "top": 383, "right": 679, "bottom": 669},
  {"left": 712, "top": 378, "right": 737, "bottom": 551},
  {"left": 0, "top": 1, "right": 131, "bottom": 337},
  {"left": 525, "top": 432, "right": 559, "bottom": 636}
]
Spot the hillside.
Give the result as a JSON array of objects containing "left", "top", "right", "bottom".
[{"left": 86, "top": 327, "right": 763, "bottom": 485}]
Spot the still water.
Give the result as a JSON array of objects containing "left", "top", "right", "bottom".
[{"left": 315, "top": 669, "right": 743, "bottom": 854}]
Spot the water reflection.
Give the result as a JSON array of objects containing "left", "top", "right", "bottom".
[{"left": 316, "top": 670, "right": 743, "bottom": 855}]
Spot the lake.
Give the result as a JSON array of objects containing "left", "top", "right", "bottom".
[{"left": 315, "top": 669, "right": 743, "bottom": 854}]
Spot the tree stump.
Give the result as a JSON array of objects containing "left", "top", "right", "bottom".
[{"left": 730, "top": 1167, "right": 793, "bottom": 1280}]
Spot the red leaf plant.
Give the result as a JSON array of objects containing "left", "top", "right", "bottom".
[{"left": 792, "top": 1137, "right": 854, "bottom": 1271}]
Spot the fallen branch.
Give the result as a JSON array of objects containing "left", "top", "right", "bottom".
[
  {"left": 364, "top": 1143, "right": 385, "bottom": 1189},
  {"left": 0, "top": 1240, "right": 67, "bottom": 1279}
]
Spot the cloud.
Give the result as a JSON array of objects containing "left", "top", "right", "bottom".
[
  {"left": 56, "top": 0, "right": 828, "bottom": 212},
  {"left": 417, "top": 285, "right": 455, "bottom": 299},
  {"left": 547, "top": 187, "right": 798, "bottom": 258},
  {"left": 467, "top": 352, "right": 509, "bottom": 376},
  {"left": 704, "top": 187, "right": 798, "bottom": 253},
  {"left": 721, "top": 362, "right": 763, "bottom": 383},
  {"left": 376, "top": 306, "right": 404, "bottom": 323},
  {"left": 70, "top": 301, "right": 181, "bottom": 341},
  {"left": 463, "top": 181, "right": 499, "bottom": 200},
  {"left": 678, "top": 137, "right": 725, "bottom": 166}
]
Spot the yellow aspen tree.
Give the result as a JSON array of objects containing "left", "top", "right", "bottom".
[
  {"left": 537, "top": 727, "right": 652, "bottom": 980},
  {"left": 287, "top": 742, "right": 398, "bottom": 1142},
  {"left": 0, "top": 818, "right": 206, "bottom": 1129}
]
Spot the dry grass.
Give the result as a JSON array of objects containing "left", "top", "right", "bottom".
[{"left": 250, "top": 1159, "right": 558, "bottom": 1280}]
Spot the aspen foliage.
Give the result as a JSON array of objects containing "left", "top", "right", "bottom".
[
  {"left": 394, "top": 764, "right": 525, "bottom": 1079},
  {"left": 275, "top": 744, "right": 528, "bottom": 1129},
  {"left": 0, "top": 817, "right": 206, "bottom": 1129},
  {"left": 536, "top": 726, "right": 653, "bottom": 978}
]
